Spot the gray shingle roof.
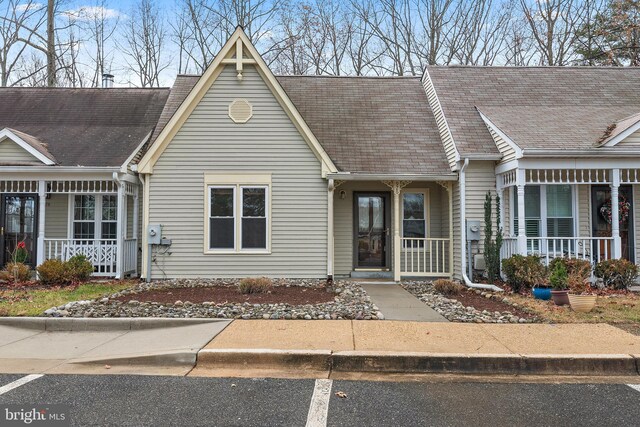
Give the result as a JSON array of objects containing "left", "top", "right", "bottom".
[
  {"left": 154, "top": 74, "right": 452, "bottom": 175},
  {"left": 0, "top": 87, "right": 170, "bottom": 167},
  {"left": 427, "top": 66, "right": 640, "bottom": 154}
]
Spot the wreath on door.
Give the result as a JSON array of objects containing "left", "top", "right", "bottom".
[{"left": 599, "top": 194, "right": 630, "bottom": 225}]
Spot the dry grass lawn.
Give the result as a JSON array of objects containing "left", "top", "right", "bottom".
[
  {"left": 0, "top": 282, "right": 133, "bottom": 317},
  {"left": 507, "top": 292, "right": 640, "bottom": 334}
]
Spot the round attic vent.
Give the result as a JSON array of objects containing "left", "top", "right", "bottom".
[{"left": 228, "top": 99, "right": 253, "bottom": 123}]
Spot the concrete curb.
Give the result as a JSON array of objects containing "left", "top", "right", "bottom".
[
  {"left": 70, "top": 350, "right": 197, "bottom": 367},
  {"left": 195, "top": 349, "right": 640, "bottom": 376},
  {"left": 197, "top": 349, "right": 332, "bottom": 372},
  {"left": 0, "top": 317, "right": 228, "bottom": 332}
]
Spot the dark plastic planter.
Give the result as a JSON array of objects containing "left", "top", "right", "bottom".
[
  {"left": 532, "top": 287, "right": 552, "bottom": 300},
  {"left": 551, "top": 289, "right": 570, "bottom": 306}
]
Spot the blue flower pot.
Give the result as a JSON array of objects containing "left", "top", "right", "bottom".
[{"left": 532, "top": 287, "right": 552, "bottom": 300}]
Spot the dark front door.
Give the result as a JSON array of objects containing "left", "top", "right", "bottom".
[
  {"left": 591, "top": 185, "right": 634, "bottom": 262},
  {"left": 0, "top": 195, "right": 38, "bottom": 267},
  {"left": 354, "top": 192, "right": 390, "bottom": 269}
]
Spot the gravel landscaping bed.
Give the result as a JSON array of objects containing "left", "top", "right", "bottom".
[
  {"left": 43, "top": 279, "right": 383, "bottom": 320},
  {"left": 401, "top": 281, "right": 540, "bottom": 323}
]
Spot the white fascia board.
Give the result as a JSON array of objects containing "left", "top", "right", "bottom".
[
  {"left": 0, "top": 166, "right": 119, "bottom": 181},
  {"left": 0, "top": 128, "right": 55, "bottom": 165},
  {"left": 495, "top": 160, "right": 519, "bottom": 175},
  {"left": 519, "top": 157, "right": 640, "bottom": 170},
  {"left": 477, "top": 111, "right": 523, "bottom": 159},
  {"left": 325, "top": 173, "right": 458, "bottom": 181}
]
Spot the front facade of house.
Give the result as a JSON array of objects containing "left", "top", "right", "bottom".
[{"left": 2, "top": 28, "right": 640, "bottom": 283}]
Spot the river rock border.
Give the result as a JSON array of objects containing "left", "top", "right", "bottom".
[
  {"left": 401, "top": 281, "right": 540, "bottom": 323},
  {"left": 43, "top": 279, "right": 384, "bottom": 320}
]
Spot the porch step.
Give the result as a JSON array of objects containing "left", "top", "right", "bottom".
[{"left": 350, "top": 271, "right": 393, "bottom": 279}]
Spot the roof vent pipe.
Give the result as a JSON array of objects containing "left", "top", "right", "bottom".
[{"left": 102, "top": 73, "right": 114, "bottom": 88}]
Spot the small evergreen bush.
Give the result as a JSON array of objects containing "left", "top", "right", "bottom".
[
  {"left": 594, "top": 259, "right": 638, "bottom": 290},
  {"left": 501, "top": 255, "right": 546, "bottom": 293}
]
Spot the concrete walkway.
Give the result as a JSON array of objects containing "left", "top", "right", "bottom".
[
  {"left": 359, "top": 282, "right": 448, "bottom": 322},
  {"left": 0, "top": 318, "right": 230, "bottom": 375}
]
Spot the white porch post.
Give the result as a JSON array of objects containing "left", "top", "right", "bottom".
[
  {"left": 133, "top": 186, "right": 140, "bottom": 276},
  {"left": 448, "top": 182, "right": 454, "bottom": 278},
  {"left": 392, "top": 184, "right": 401, "bottom": 282},
  {"left": 516, "top": 170, "right": 527, "bottom": 255},
  {"left": 36, "top": 180, "right": 46, "bottom": 267},
  {"left": 115, "top": 180, "right": 125, "bottom": 279},
  {"left": 611, "top": 168, "right": 622, "bottom": 259},
  {"left": 327, "top": 179, "right": 334, "bottom": 280}
]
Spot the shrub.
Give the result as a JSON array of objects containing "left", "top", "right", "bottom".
[
  {"left": 37, "top": 259, "right": 67, "bottom": 285},
  {"left": 594, "top": 259, "right": 639, "bottom": 290},
  {"left": 549, "top": 258, "right": 591, "bottom": 282},
  {"left": 64, "top": 255, "right": 94, "bottom": 284},
  {"left": 549, "top": 261, "right": 568, "bottom": 290},
  {"left": 237, "top": 277, "right": 272, "bottom": 294},
  {"left": 501, "top": 255, "right": 547, "bottom": 293},
  {"left": 483, "top": 192, "right": 503, "bottom": 283},
  {"left": 433, "top": 279, "right": 465, "bottom": 295},
  {"left": 4, "top": 262, "right": 31, "bottom": 283}
]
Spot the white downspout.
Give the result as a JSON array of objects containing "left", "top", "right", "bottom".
[{"left": 459, "top": 158, "right": 502, "bottom": 292}]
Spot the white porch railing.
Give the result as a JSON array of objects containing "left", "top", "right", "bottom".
[
  {"left": 526, "top": 237, "right": 614, "bottom": 266},
  {"left": 400, "top": 238, "right": 451, "bottom": 276},
  {"left": 44, "top": 239, "right": 117, "bottom": 277},
  {"left": 501, "top": 237, "right": 518, "bottom": 260},
  {"left": 123, "top": 238, "right": 138, "bottom": 275}
]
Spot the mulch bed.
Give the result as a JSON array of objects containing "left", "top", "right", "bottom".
[
  {"left": 113, "top": 286, "right": 336, "bottom": 305},
  {"left": 452, "top": 290, "right": 538, "bottom": 320}
]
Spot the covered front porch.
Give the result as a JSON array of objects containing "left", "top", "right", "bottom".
[
  {"left": 0, "top": 173, "right": 140, "bottom": 278},
  {"left": 327, "top": 176, "right": 455, "bottom": 281},
  {"left": 497, "top": 166, "right": 639, "bottom": 267}
]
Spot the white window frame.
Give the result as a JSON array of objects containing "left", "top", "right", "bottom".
[
  {"left": 511, "top": 184, "right": 578, "bottom": 248},
  {"left": 400, "top": 189, "right": 430, "bottom": 241},
  {"left": 204, "top": 174, "right": 272, "bottom": 254},
  {"left": 207, "top": 185, "right": 236, "bottom": 252},
  {"left": 67, "top": 193, "right": 118, "bottom": 241}
]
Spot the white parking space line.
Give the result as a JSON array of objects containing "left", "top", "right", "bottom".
[
  {"left": 306, "top": 379, "right": 333, "bottom": 427},
  {"left": 628, "top": 384, "right": 640, "bottom": 393},
  {"left": 0, "top": 374, "right": 43, "bottom": 395}
]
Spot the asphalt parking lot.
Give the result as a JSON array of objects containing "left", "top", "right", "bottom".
[{"left": 1, "top": 374, "right": 640, "bottom": 426}]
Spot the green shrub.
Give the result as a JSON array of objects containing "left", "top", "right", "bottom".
[
  {"left": 549, "top": 261, "right": 568, "bottom": 290},
  {"left": 4, "top": 262, "right": 31, "bottom": 283},
  {"left": 549, "top": 258, "right": 592, "bottom": 293},
  {"left": 594, "top": 259, "right": 639, "bottom": 290},
  {"left": 237, "top": 277, "right": 272, "bottom": 294},
  {"left": 501, "top": 255, "right": 547, "bottom": 293},
  {"left": 37, "top": 259, "right": 67, "bottom": 285},
  {"left": 64, "top": 255, "right": 94, "bottom": 284},
  {"left": 433, "top": 279, "right": 465, "bottom": 295}
]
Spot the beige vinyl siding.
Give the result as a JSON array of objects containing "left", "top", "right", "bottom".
[
  {"left": 333, "top": 181, "right": 449, "bottom": 277},
  {"left": 423, "top": 71, "right": 458, "bottom": 171},
  {"left": 635, "top": 185, "right": 640, "bottom": 267},
  {"left": 620, "top": 128, "right": 640, "bottom": 146},
  {"left": 502, "top": 187, "right": 511, "bottom": 236},
  {"left": 485, "top": 123, "right": 516, "bottom": 163},
  {"left": 44, "top": 194, "right": 68, "bottom": 239},
  {"left": 578, "top": 185, "right": 591, "bottom": 238},
  {"left": 464, "top": 161, "right": 497, "bottom": 268},
  {"left": 0, "top": 139, "right": 39, "bottom": 163},
  {"left": 452, "top": 181, "right": 462, "bottom": 279},
  {"left": 148, "top": 65, "right": 327, "bottom": 279}
]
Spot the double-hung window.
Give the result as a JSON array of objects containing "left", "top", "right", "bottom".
[
  {"left": 206, "top": 175, "right": 270, "bottom": 253},
  {"left": 513, "top": 185, "right": 574, "bottom": 253},
  {"left": 402, "top": 191, "right": 428, "bottom": 248},
  {"left": 71, "top": 194, "right": 118, "bottom": 241}
]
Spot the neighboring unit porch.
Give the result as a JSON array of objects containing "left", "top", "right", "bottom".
[
  {"left": 498, "top": 166, "right": 639, "bottom": 267},
  {"left": 328, "top": 176, "right": 455, "bottom": 281},
  {"left": 0, "top": 174, "right": 140, "bottom": 278}
]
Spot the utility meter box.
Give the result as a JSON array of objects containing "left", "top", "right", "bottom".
[
  {"left": 148, "top": 224, "right": 162, "bottom": 245},
  {"left": 466, "top": 220, "right": 481, "bottom": 242}
]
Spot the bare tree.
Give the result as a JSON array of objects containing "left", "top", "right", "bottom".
[
  {"left": 519, "top": 0, "right": 588, "bottom": 65},
  {"left": 0, "top": 0, "right": 47, "bottom": 86},
  {"left": 120, "top": 0, "right": 169, "bottom": 87}
]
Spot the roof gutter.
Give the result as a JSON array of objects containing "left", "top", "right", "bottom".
[
  {"left": 523, "top": 149, "right": 640, "bottom": 157},
  {"left": 326, "top": 172, "right": 458, "bottom": 181},
  {"left": 459, "top": 158, "right": 503, "bottom": 292},
  {"left": 0, "top": 166, "right": 120, "bottom": 173}
]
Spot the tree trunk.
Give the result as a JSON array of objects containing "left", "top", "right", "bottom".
[{"left": 47, "top": 0, "right": 55, "bottom": 87}]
